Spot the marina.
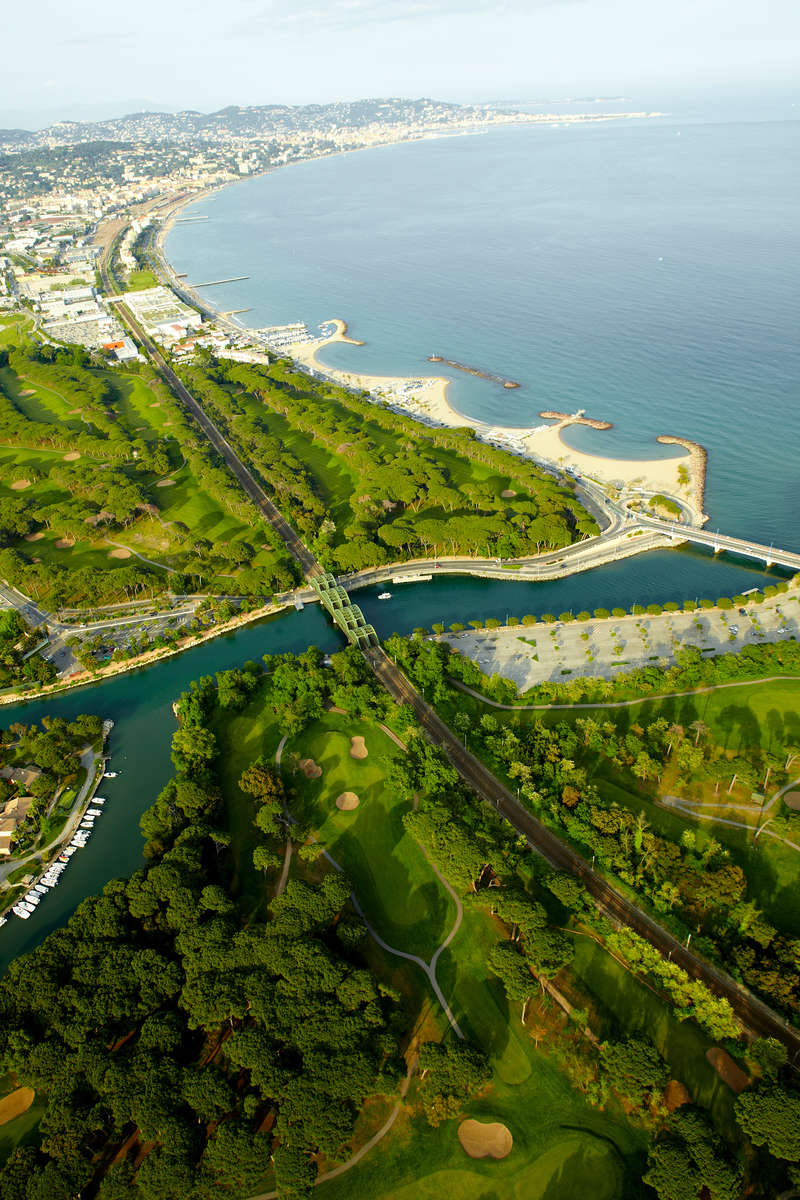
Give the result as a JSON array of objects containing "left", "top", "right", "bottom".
[{"left": 10, "top": 795, "right": 108, "bottom": 921}]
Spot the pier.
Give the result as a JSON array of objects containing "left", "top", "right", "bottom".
[
  {"left": 187, "top": 275, "right": 249, "bottom": 288},
  {"left": 174, "top": 215, "right": 209, "bottom": 224}
]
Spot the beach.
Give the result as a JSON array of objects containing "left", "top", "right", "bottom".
[{"left": 287, "top": 320, "right": 703, "bottom": 518}]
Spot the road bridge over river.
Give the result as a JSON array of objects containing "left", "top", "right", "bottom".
[{"left": 640, "top": 516, "right": 800, "bottom": 572}]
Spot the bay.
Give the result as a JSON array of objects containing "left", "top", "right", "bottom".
[{"left": 167, "top": 115, "right": 800, "bottom": 550}]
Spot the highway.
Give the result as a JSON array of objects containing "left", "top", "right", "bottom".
[{"left": 96, "top": 231, "right": 800, "bottom": 1053}]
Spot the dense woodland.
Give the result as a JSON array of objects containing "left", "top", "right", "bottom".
[
  {"left": 178, "top": 354, "right": 597, "bottom": 572},
  {"left": 0, "top": 609, "right": 54, "bottom": 689},
  {"left": 2, "top": 649, "right": 800, "bottom": 1197},
  {"left": 0, "top": 654, "right": 491, "bottom": 1198}
]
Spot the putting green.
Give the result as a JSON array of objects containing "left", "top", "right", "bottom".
[
  {"left": 289, "top": 713, "right": 457, "bottom": 961},
  {"left": 322, "top": 1132, "right": 622, "bottom": 1200}
]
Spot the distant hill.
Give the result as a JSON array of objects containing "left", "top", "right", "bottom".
[{"left": 0, "top": 98, "right": 493, "bottom": 152}]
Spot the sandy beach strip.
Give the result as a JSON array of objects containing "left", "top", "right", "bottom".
[{"left": 287, "top": 319, "right": 701, "bottom": 509}]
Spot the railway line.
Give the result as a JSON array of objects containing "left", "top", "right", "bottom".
[{"left": 97, "top": 232, "right": 800, "bottom": 1055}]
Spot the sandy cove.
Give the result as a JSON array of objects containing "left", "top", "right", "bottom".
[{"left": 287, "top": 319, "right": 704, "bottom": 515}]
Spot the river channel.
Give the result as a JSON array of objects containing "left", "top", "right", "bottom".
[{"left": 0, "top": 546, "right": 787, "bottom": 973}]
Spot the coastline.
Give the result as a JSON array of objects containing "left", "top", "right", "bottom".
[
  {"left": 150, "top": 136, "right": 706, "bottom": 521},
  {"left": 288, "top": 322, "right": 705, "bottom": 514}
]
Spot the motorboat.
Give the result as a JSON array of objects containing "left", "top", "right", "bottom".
[{"left": 378, "top": 592, "right": 392, "bottom": 600}]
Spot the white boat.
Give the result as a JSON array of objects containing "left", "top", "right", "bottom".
[
  {"left": 378, "top": 592, "right": 392, "bottom": 600},
  {"left": 103, "top": 772, "right": 118, "bottom": 779},
  {"left": 12, "top": 906, "right": 31, "bottom": 920},
  {"left": 0, "top": 916, "right": 7, "bottom": 927},
  {"left": 94, "top": 797, "right": 108, "bottom": 804}
]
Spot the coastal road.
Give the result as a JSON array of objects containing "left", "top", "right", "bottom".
[
  {"left": 339, "top": 527, "right": 673, "bottom": 593},
  {"left": 365, "top": 643, "right": 800, "bottom": 1058}
]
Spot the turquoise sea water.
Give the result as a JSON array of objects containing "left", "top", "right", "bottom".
[{"left": 166, "top": 115, "right": 800, "bottom": 550}]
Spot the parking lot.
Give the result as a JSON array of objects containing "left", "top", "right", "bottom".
[{"left": 442, "top": 590, "right": 800, "bottom": 692}]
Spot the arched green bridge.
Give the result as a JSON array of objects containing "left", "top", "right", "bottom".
[{"left": 310, "top": 573, "right": 379, "bottom": 649}]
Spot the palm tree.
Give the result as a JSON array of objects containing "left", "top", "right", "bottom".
[
  {"left": 666, "top": 724, "right": 685, "bottom": 755},
  {"left": 689, "top": 720, "right": 709, "bottom": 745}
]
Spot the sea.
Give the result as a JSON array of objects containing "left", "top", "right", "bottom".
[
  {"left": 2, "top": 99, "right": 798, "bottom": 967},
  {"left": 165, "top": 103, "right": 800, "bottom": 551}
]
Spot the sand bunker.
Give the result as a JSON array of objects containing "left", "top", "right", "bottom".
[
  {"left": 69, "top": 408, "right": 83, "bottom": 415},
  {"left": 108, "top": 547, "right": 132, "bottom": 559},
  {"left": 336, "top": 792, "right": 360, "bottom": 811},
  {"left": 706, "top": 1048, "right": 749, "bottom": 1093},
  {"left": 24, "top": 531, "right": 44, "bottom": 542},
  {"left": 19, "top": 389, "right": 35, "bottom": 397},
  {"left": 350, "top": 736, "right": 368, "bottom": 759},
  {"left": 10, "top": 479, "right": 30, "bottom": 490},
  {"left": 63, "top": 451, "right": 81, "bottom": 462},
  {"left": 501, "top": 489, "right": 517, "bottom": 499},
  {"left": 156, "top": 478, "right": 176, "bottom": 487},
  {"left": 0, "top": 1087, "right": 34, "bottom": 1127},
  {"left": 663, "top": 1080, "right": 691, "bottom": 1112},
  {"left": 149, "top": 401, "right": 162, "bottom": 408},
  {"left": 54, "top": 537, "right": 75, "bottom": 549},
  {"left": 784, "top": 791, "right": 800, "bottom": 811},
  {"left": 457, "top": 1120, "right": 513, "bottom": 1160},
  {"left": 298, "top": 758, "right": 322, "bottom": 779}
]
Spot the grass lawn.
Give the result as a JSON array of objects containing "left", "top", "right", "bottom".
[
  {"left": 212, "top": 687, "right": 284, "bottom": 915},
  {"left": 0, "top": 1074, "right": 42, "bottom": 1168},
  {"left": 99, "top": 368, "right": 176, "bottom": 439},
  {"left": 0, "top": 365, "right": 86, "bottom": 428},
  {"left": 125, "top": 269, "right": 160, "bottom": 291},
  {"left": 320, "top": 902, "right": 647, "bottom": 1200},
  {"left": 287, "top": 712, "right": 457, "bottom": 961},
  {"left": 447, "top": 677, "right": 800, "bottom": 936},
  {"left": 0, "top": 314, "right": 34, "bottom": 349},
  {"left": 568, "top": 934, "right": 739, "bottom": 1138}
]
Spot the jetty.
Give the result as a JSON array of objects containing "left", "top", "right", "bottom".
[
  {"left": 187, "top": 275, "right": 249, "bottom": 288},
  {"left": 429, "top": 355, "right": 520, "bottom": 389}
]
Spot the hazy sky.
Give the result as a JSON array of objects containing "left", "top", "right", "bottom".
[{"left": 3, "top": 0, "right": 798, "bottom": 127}]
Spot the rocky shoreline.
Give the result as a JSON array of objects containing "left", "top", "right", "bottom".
[{"left": 657, "top": 436, "right": 708, "bottom": 520}]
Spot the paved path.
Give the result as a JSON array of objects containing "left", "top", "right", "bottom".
[
  {"left": 451, "top": 673, "right": 800, "bottom": 712},
  {"left": 0, "top": 746, "right": 100, "bottom": 884},
  {"left": 659, "top": 777, "right": 800, "bottom": 855},
  {"left": 249, "top": 1058, "right": 417, "bottom": 1200},
  {"left": 104, "top": 539, "right": 177, "bottom": 573}
]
